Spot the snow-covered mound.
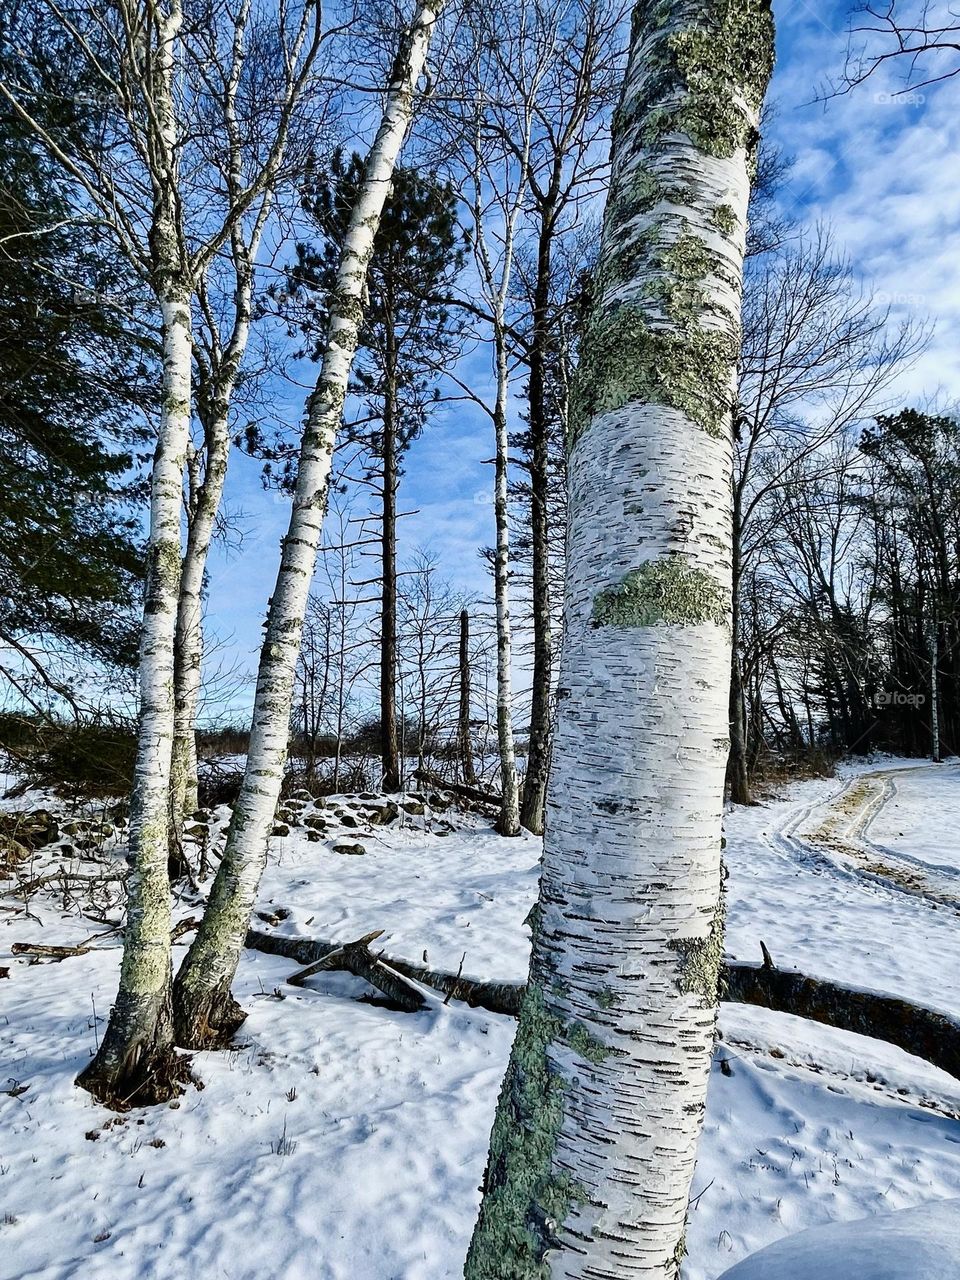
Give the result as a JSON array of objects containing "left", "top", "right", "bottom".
[{"left": 716, "top": 1199, "right": 960, "bottom": 1280}]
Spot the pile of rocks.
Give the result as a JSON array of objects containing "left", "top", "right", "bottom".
[{"left": 269, "top": 790, "right": 456, "bottom": 856}]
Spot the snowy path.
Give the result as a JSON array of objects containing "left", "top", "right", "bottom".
[{"left": 2, "top": 763, "right": 960, "bottom": 1279}]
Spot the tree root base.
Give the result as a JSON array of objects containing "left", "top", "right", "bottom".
[{"left": 172, "top": 983, "right": 248, "bottom": 1050}]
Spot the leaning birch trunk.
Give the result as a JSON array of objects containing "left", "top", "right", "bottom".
[
  {"left": 171, "top": 0, "right": 446, "bottom": 1049},
  {"left": 493, "top": 321, "right": 521, "bottom": 836},
  {"left": 464, "top": 2, "right": 774, "bottom": 1276}
]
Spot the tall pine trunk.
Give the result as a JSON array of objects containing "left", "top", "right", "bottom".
[
  {"left": 520, "top": 200, "right": 557, "bottom": 836},
  {"left": 493, "top": 322, "right": 521, "bottom": 835},
  {"left": 171, "top": 0, "right": 446, "bottom": 1049},
  {"left": 458, "top": 608, "right": 477, "bottom": 785},
  {"left": 381, "top": 339, "right": 401, "bottom": 792},
  {"left": 726, "top": 497, "right": 752, "bottom": 803},
  {"left": 465, "top": 1, "right": 773, "bottom": 1275}
]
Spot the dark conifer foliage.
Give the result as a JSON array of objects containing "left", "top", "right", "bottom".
[{"left": 0, "top": 14, "right": 152, "bottom": 680}]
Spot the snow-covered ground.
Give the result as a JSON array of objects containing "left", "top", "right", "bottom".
[{"left": 2, "top": 762, "right": 960, "bottom": 1279}]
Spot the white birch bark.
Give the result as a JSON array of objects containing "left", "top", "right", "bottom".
[
  {"left": 169, "top": 406, "right": 230, "bottom": 831},
  {"left": 172, "top": 0, "right": 447, "bottom": 1047},
  {"left": 463, "top": 13, "right": 544, "bottom": 836},
  {"left": 465, "top": 1, "right": 774, "bottom": 1276},
  {"left": 169, "top": 256, "right": 255, "bottom": 839},
  {"left": 76, "top": 1, "right": 192, "bottom": 1104},
  {"left": 930, "top": 617, "right": 941, "bottom": 762}
]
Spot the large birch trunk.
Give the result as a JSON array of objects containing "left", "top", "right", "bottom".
[
  {"left": 465, "top": 2, "right": 774, "bottom": 1275},
  {"left": 493, "top": 324, "right": 521, "bottom": 836},
  {"left": 171, "top": 0, "right": 446, "bottom": 1049},
  {"left": 76, "top": 283, "right": 193, "bottom": 1105}
]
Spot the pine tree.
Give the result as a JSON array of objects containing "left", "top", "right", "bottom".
[
  {"left": 0, "top": 16, "right": 149, "bottom": 690},
  {"left": 276, "top": 151, "right": 466, "bottom": 791}
]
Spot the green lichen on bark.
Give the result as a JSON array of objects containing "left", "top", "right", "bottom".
[
  {"left": 712, "top": 203, "right": 738, "bottom": 235},
  {"left": 618, "top": 0, "right": 775, "bottom": 160},
  {"left": 464, "top": 984, "right": 597, "bottom": 1279},
  {"left": 572, "top": 224, "right": 737, "bottom": 441},
  {"left": 570, "top": 301, "right": 735, "bottom": 443},
  {"left": 144, "top": 540, "right": 183, "bottom": 614},
  {"left": 592, "top": 556, "right": 729, "bottom": 629},
  {"left": 668, "top": 887, "right": 726, "bottom": 1006}
]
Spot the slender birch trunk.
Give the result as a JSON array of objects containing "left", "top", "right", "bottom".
[
  {"left": 169, "top": 407, "right": 230, "bottom": 839},
  {"left": 465, "top": 2, "right": 774, "bottom": 1276},
  {"left": 458, "top": 608, "right": 477, "bottom": 785},
  {"left": 493, "top": 321, "right": 521, "bottom": 835},
  {"left": 930, "top": 616, "right": 941, "bottom": 762},
  {"left": 169, "top": 282, "right": 251, "bottom": 847},
  {"left": 172, "top": 0, "right": 446, "bottom": 1048}
]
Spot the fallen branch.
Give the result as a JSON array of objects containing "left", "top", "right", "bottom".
[
  {"left": 9, "top": 870, "right": 125, "bottom": 896},
  {"left": 246, "top": 929, "right": 960, "bottom": 1078},
  {"left": 11, "top": 941, "right": 92, "bottom": 959},
  {"left": 411, "top": 769, "right": 501, "bottom": 810},
  {"left": 287, "top": 929, "right": 428, "bottom": 1013},
  {"left": 11, "top": 917, "right": 200, "bottom": 962},
  {"left": 246, "top": 927, "right": 523, "bottom": 1015}
]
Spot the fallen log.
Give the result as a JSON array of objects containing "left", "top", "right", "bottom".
[
  {"left": 286, "top": 930, "right": 428, "bottom": 1013},
  {"left": 246, "top": 927, "right": 523, "bottom": 1016},
  {"left": 410, "top": 769, "right": 501, "bottom": 810},
  {"left": 724, "top": 947, "right": 960, "bottom": 1081},
  {"left": 246, "top": 928, "right": 960, "bottom": 1079}
]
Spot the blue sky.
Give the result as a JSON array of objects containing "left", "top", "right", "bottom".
[{"left": 200, "top": 1, "right": 960, "bottom": 719}]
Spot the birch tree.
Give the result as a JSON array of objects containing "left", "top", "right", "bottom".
[
  {"left": 172, "top": 0, "right": 448, "bottom": 1049},
  {"left": 1, "top": 0, "right": 324, "bottom": 1104},
  {"left": 465, "top": 1, "right": 774, "bottom": 1275}
]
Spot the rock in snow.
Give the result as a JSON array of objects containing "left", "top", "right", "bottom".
[{"left": 717, "top": 1199, "right": 960, "bottom": 1280}]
